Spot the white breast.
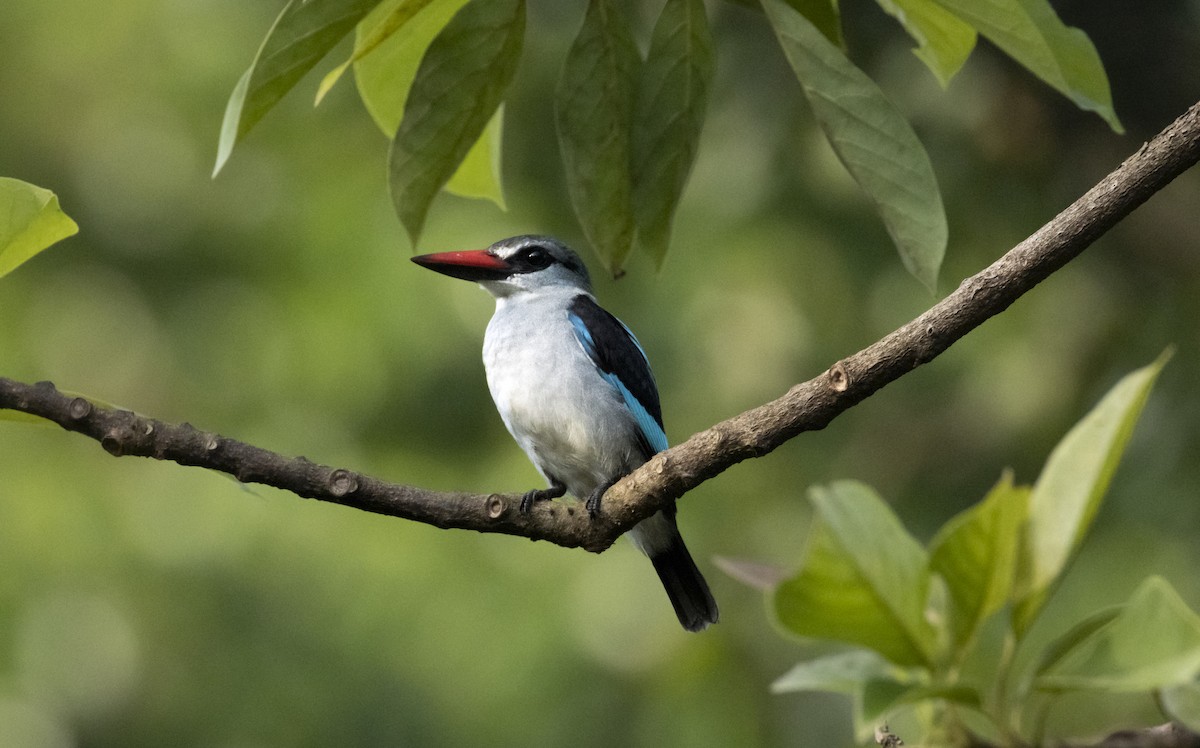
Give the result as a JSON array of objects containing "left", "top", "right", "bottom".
[{"left": 482, "top": 290, "right": 642, "bottom": 499}]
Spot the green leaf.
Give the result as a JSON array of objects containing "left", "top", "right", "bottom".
[
  {"left": 631, "top": 0, "right": 713, "bottom": 267},
  {"left": 761, "top": 0, "right": 947, "bottom": 292},
  {"left": 0, "top": 178, "right": 79, "bottom": 278},
  {"left": 353, "top": 0, "right": 472, "bottom": 134},
  {"left": 315, "top": 0, "right": 439, "bottom": 105},
  {"left": 783, "top": 0, "right": 843, "bottom": 48},
  {"left": 556, "top": 0, "right": 640, "bottom": 274},
  {"left": 1029, "top": 605, "right": 1121, "bottom": 680},
  {"left": 214, "top": 0, "right": 378, "bottom": 176},
  {"left": 388, "top": 0, "right": 525, "bottom": 245},
  {"left": 774, "top": 481, "right": 938, "bottom": 668},
  {"left": 1012, "top": 352, "right": 1170, "bottom": 636},
  {"left": 861, "top": 679, "right": 982, "bottom": 726},
  {"left": 928, "top": 471, "right": 1028, "bottom": 655},
  {"left": 875, "top": 0, "right": 976, "bottom": 87},
  {"left": 772, "top": 650, "right": 899, "bottom": 695},
  {"left": 929, "top": 0, "right": 1122, "bottom": 132},
  {"left": 354, "top": 0, "right": 505, "bottom": 205},
  {"left": 444, "top": 109, "right": 506, "bottom": 207},
  {"left": 1036, "top": 577, "right": 1200, "bottom": 693}
]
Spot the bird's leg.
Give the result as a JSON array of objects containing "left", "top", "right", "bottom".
[
  {"left": 520, "top": 480, "right": 566, "bottom": 514},
  {"left": 584, "top": 476, "right": 620, "bottom": 519}
]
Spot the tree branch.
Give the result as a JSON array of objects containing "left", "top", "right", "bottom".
[{"left": 2, "top": 100, "right": 1199, "bottom": 553}]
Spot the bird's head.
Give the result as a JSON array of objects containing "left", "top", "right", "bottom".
[{"left": 411, "top": 235, "right": 592, "bottom": 298}]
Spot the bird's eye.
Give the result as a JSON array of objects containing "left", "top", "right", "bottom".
[{"left": 521, "top": 246, "right": 553, "bottom": 269}]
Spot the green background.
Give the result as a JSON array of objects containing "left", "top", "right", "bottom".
[{"left": 1, "top": 1, "right": 1199, "bottom": 745}]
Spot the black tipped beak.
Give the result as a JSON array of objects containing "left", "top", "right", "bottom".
[{"left": 411, "top": 250, "right": 513, "bottom": 282}]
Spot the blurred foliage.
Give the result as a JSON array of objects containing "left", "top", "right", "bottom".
[
  {"left": 0, "top": 0, "right": 1198, "bottom": 747},
  {"left": 770, "top": 356, "right": 1183, "bottom": 745}
]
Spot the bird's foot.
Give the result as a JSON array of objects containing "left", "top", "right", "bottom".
[
  {"left": 519, "top": 482, "right": 566, "bottom": 513},
  {"left": 584, "top": 477, "right": 619, "bottom": 519}
]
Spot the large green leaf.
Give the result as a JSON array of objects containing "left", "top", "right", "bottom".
[
  {"left": 774, "top": 481, "right": 938, "bottom": 668},
  {"left": 351, "top": 0, "right": 471, "bottom": 134},
  {"left": 388, "top": 0, "right": 525, "bottom": 245},
  {"left": 1037, "top": 577, "right": 1200, "bottom": 693},
  {"left": 315, "top": 0, "right": 438, "bottom": 104},
  {"left": 761, "top": 0, "right": 946, "bottom": 292},
  {"left": 214, "top": 0, "right": 378, "bottom": 176},
  {"left": 631, "top": 0, "right": 713, "bottom": 267},
  {"left": 555, "top": 0, "right": 640, "bottom": 274},
  {"left": 351, "top": 0, "right": 504, "bottom": 207},
  {"left": 0, "top": 178, "right": 79, "bottom": 279},
  {"left": 875, "top": 0, "right": 976, "bottom": 87},
  {"left": 928, "top": 471, "right": 1028, "bottom": 655},
  {"left": 930, "top": 0, "right": 1121, "bottom": 132},
  {"left": 1012, "top": 352, "right": 1169, "bottom": 636}
]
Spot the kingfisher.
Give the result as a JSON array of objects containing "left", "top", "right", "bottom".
[{"left": 412, "top": 235, "right": 718, "bottom": 631}]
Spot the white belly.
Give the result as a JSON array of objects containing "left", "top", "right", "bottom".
[{"left": 483, "top": 295, "right": 642, "bottom": 499}]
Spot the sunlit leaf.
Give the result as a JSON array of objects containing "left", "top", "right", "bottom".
[
  {"left": 761, "top": 0, "right": 946, "bottom": 292},
  {"left": 0, "top": 178, "right": 78, "bottom": 278},
  {"left": 388, "top": 0, "right": 524, "bottom": 245},
  {"left": 353, "top": 0, "right": 500, "bottom": 204},
  {"left": 875, "top": 0, "right": 975, "bottom": 87},
  {"left": 1012, "top": 352, "right": 1169, "bottom": 636},
  {"left": 556, "top": 0, "right": 640, "bottom": 274},
  {"left": 772, "top": 650, "right": 898, "bottom": 695},
  {"left": 315, "top": 0, "right": 438, "bottom": 104},
  {"left": 444, "top": 110, "right": 506, "bottom": 207},
  {"left": 353, "top": 0, "right": 472, "bottom": 134},
  {"left": 928, "top": 471, "right": 1028, "bottom": 654},
  {"left": 631, "top": 0, "right": 713, "bottom": 267},
  {"left": 214, "top": 0, "right": 378, "bottom": 175},
  {"left": 1037, "top": 577, "right": 1200, "bottom": 692},
  {"left": 930, "top": 0, "right": 1122, "bottom": 132},
  {"left": 774, "top": 481, "right": 938, "bottom": 667}
]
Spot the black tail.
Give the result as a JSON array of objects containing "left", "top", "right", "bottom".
[{"left": 649, "top": 533, "right": 719, "bottom": 633}]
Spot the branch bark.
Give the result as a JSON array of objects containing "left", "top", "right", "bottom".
[{"left": 2, "top": 100, "right": 1199, "bottom": 554}]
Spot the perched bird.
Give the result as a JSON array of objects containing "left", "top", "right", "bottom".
[{"left": 412, "top": 235, "right": 718, "bottom": 631}]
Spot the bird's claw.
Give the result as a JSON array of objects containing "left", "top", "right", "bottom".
[
  {"left": 520, "top": 483, "right": 566, "bottom": 514},
  {"left": 584, "top": 477, "right": 618, "bottom": 519},
  {"left": 584, "top": 493, "right": 602, "bottom": 518},
  {"left": 519, "top": 490, "right": 540, "bottom": 513}
]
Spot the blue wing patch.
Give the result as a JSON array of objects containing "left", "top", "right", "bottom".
[{"left": 568, "top": 295, "right": 668, "bottom": 458}]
